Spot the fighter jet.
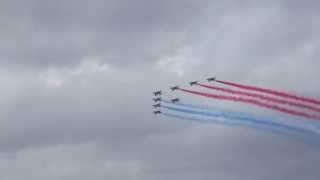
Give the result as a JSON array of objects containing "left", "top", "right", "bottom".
[
  {"left": 190, "top": 81, "right": 199, "bottom": 86},
  {"left": 153, "top": 90, "right": 162, "bottom": 96},
  {"left": 153, "top": 97, "right": 162, "bottom": 102},
  {"left": 170, "top": 86, "right": 179, "bottom": 91},
  {"left": 153, "top": 103, "right": 161, "bottom": 108},
  {"left": 153, "top": 110, "right": 161, "bottom": 115},
  {"left": 207, "top": 77, "right": 216, "bottom": 82},
  {"left": 171, "top": 98, "right": 180, "bottom": 103}
]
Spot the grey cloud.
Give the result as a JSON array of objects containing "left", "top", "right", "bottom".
[
  {"left": 1, "top": 0, "right": 320, "bottom": 70},
  {"left": 0, "top": 69, "right": 185, "bottom": 151},
  {"left": 0, "top": 0, "right": 211, "bottom": 69}
]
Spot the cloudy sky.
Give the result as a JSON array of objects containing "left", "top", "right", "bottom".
[{"left": 1, "top": 0, "right": 320, "bottom": 179}]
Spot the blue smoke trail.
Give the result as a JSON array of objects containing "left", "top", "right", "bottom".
[
  {"left": 162, "top": 112, "right": 244, "bottom": 126},
  {"left": 162, "top": 112, "right": 320, "bottom": 145},
  {"left": 162, "top": 100, "right": 250, "bottom": 118},
  {"left": 162, "top": 112, "right": 294, "bottom": 135},
  {"left": 162, "top": 100, "right": 320, "bottom": 133},
  {"left": 161, "top": 104, "right": 318, "bottom": 136}
]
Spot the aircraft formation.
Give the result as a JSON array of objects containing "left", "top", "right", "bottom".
[
  {"left": 151, "top": 76, "right": 320, "bottom": 139},
  {"left": 152, "top": 77, "right": 215, "bottom": 115}
]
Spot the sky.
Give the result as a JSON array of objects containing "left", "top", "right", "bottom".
[{"left": 0, "top": 0, "right": 320, "bottom": 179}]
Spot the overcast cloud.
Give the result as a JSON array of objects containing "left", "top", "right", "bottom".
[{"left": 0, "top": 0, "right": 320, "bottom": 179}]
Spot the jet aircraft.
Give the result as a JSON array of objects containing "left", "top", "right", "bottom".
[
  {"left": 153, "top": 97, "right": 162, "bottom": 102},
  {"left": 153, "top": 103, "right": 161, "bottom": 108},
  {"left": 170, "top": 86, "right": 179, "bottom": 91},
  {"left": 171, "top": 98, "right": 180, "bottom": 103},
  {"left": 207, "top": 77, "right": 216, "bottom": 82},
  {"left": 153, "top": 91, "right": 162, "bottom": 96},
  {"left": 190, "top": 81, "right": 198, "bottom": 86}
]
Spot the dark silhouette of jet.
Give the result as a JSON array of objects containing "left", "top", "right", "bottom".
[
  {"left": 190, "top": 81, "right": 199, "bottom": 86},
  {"left": 207, "top": 77, "right": 216, "bottom": 82},
  {"left": 170, "top": 86, "right": 179, "bottom": 91},
  {"left": 171, "top": 98, "right": 180, "bottom": 103},
  {"left": 153, "top": 110, "right": 161, "bottom": 115},
  {"left": 153, "top": 91, "right": 162, "bottom": 96},
  {"left": 153, "top": 103, "right": 161, "bottom": 108},
  {"left": 153, "top": 97, "right": 162, "bottom": 102}
]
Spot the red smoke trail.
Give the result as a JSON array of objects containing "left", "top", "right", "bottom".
[
  {"left": 179, "top": 88, "right": 320, "bottom": 121},
  {"left": 198, "top": 83, "right": 320, "bottom": 113},
  {"left": 216, "top": 80, "right": 320, "bottom": 106}
]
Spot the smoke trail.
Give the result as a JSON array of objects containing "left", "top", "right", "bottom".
[
  {"left": 162, "top": 100, "right": 320, "bottom": 133},
  {"left": 161, "top": 112, "right": 320, "bottom": 143},
  {"left": 216, "top": 80, "right": 320, "bottom": 106},
  {"left": 162, "top": 112, "right": 261, "bottom": 127},
  {"left": 162, "top": 100, "right": 319, "bottom": 128},
  {"left": 162, "top": 99, "right": 270, "bottom": 121},
  {"left": 178, "top": 88, "right": 320, "bottom": 120},
  {"left": 162, "top": 112, "right": 214, "bottom": 124},
  {"left": 161, "top": 99, "right": 256, "bottom": 117},
  {"left": 161, "top": 105, "right": 316, "bottom": 135},
  {"left": 198, "top": 83, "right": 320, "bottom": 113}
]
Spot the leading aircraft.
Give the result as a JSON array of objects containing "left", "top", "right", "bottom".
[
  {"left": 153, "top": 103, "right": 161, "bottom": 108},
  {"left": 153, "top": 97, "right": 162, "bottom": 102},
  {"left": 153, "top": 90, "right": 162, "bottom": 96},
  {"left": 170, "top": 86, "right": 179, "bottom": 91},
  {"left": 190, "top": 81, "right": 198, "bottom": 86},
  {"left": 153, "top": 110, "right": 161, "bottom": 115},
  {"left": 171, "top": 98, "right": 180, "bottom": 103},
  {"left": 207, "top": 77, "right": 216, "bottom": 82}
]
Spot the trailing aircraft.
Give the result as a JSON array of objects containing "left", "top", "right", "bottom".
[
  {"left": 153, "top": 103, "right": 161, "bottom": 108},
  {"left": 153, "top": 91, "right": 162, "bottom": 96},
  {"left": 153, "top": 110, "right": 161, "bottom": 115},
  {"left": 207, "top": 77, "right": 216, "bottom": 82},
  {"left": 171, "top": 98, "right": 180, "bottom": 103},
  {"left": 153, "top": 97, "right": 162, "bottom": 102},
  {"left": 170, "top": 86, "right": 179, "bottom": 91},
  {"left": 190, "top": 81, "right": 199, "bottom": 86}
]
